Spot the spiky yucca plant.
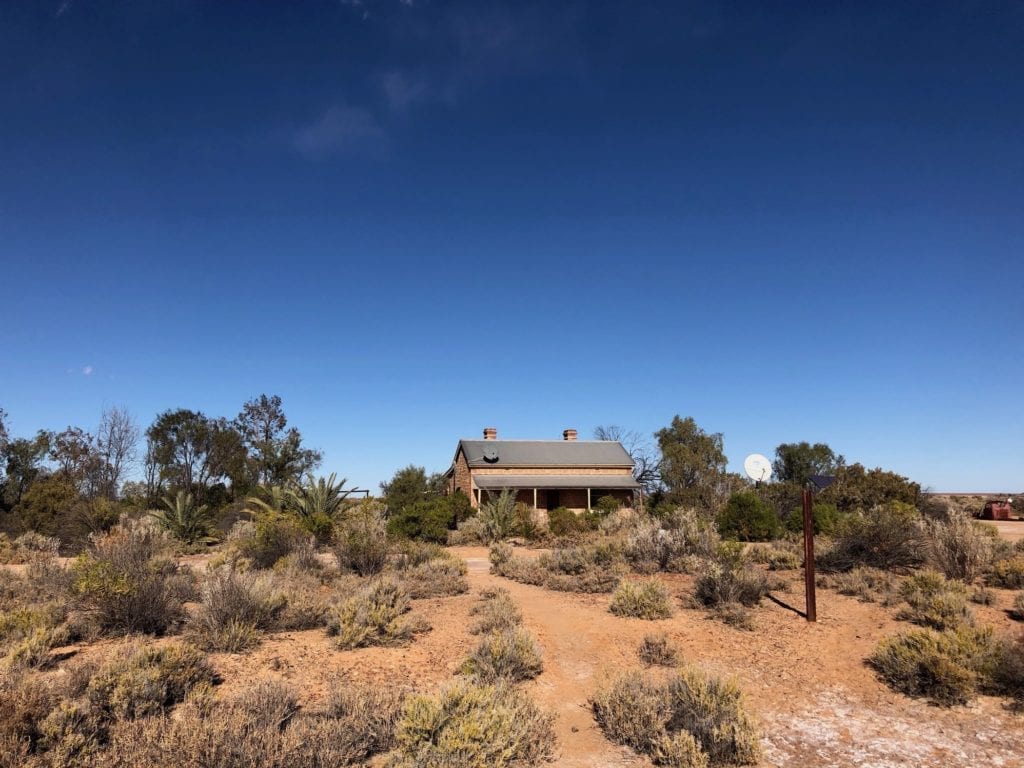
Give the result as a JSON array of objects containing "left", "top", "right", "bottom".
[
  {"left": 150, "top": 490, "right": 215, "bottom": 545},
  {"left": 285, "top": 473, "right": 353, "bottom": 542}
]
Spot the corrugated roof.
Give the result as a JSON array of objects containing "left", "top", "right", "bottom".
[
  {"left": 458, "top": 439, "right": 634, "bottom": 468},
  {"left": 473, "top": 474, "right": 640, "bottom": 490}
]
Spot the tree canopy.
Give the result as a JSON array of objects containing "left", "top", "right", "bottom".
[
  {"left": 772, "top": 441, "right": 845, "bottom": 486},
  {"left": 653, "top": 415, "right": 728, "bottom": 512}
]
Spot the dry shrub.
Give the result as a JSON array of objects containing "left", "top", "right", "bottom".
[
  {"left": 333, "top": 510, "right": 390, "bottom": 576},
  {"left": 0, "top": 670, "right": 60, "bottom": 763},
  {"left": 820, "top": 567, "right": 897, "bottom": 603},
  {"left": 493, "top": 554, "right": 548, "bottom": 586},
  {"left": 592, "top": 667, "right": 760, "bottom": 766},
  {"left": 189, "top": 566, "right": 285, "bottom": 651},
  {"left": 1010, "top": 593, "right": 1024, "bottom": 621},
  {"left": 638, "top": 633, "right": 680, "bottom": 667},
  {"left": 399, "top": 553, "right": 469, "bottom": 599},
  {"left": 71, "top": 518, "right": 190, "bottom": 636},
  {"left": 610, "top": 579, "right": 674, "bottom": 620},
  {"left": 538, "top": 544, "right": 625, "bottom": 593},
  {"left": 86, "top": 640, "right": 215, "bottom": 720},
  {"left": 0, "top": 603, "right": 72, "bottom": 671},
  {"left": 326, "top": 576, "right": 425, "bottom": 649},
  {"left": 9, "top": 533, "right": 61, "bottom": 563},
  {"left": 469, "top": 589, "right": 522, "bottom": 634},
  {"left": 993, "top": 634, "right": 1024, "bottom": 706},
  {"left": 750, "top": 545, "right": 801, "bottom": 571},
  {"left": 969, "top": 587, "right": 995, "bottom": 605},
  {"left": 227, "top": 514, "right": 312, "bottom": 570},
  {"left": 462, "top": 628, "right": 543, "bottom": 683},
  {"left": 819, "top": 502, "right": 925, "bottom": 572},
  {"left": 694, "top": 547, "right": 770, "bottom": 610},
  {"left": 924, "top": 513, "right": 993, "bottom": 582},
  {"left": 623, "top": 511, "right": 719, "bottom": 575},
  {"left": 88, "top": 679, "right": 404, "bottom": 768},
  {"left": 712, "top": 602, "right": 756, "bottom": 631},
  {"left": 896, "top": 571, "right": 973, "bottom": 631},
  {"left": 448, "top": 516, "right": 487, "bottom": 546},
  {"left": 270, "top": 569, "right": 332, "bottom": 631},
  {"left": 868, "top": 626, "right": 998, "bottom": 706},
  {"left": 987, "top": 557, "right": 1024, "bottom": 589},
  {"left": 391, "top": 680, "right": 555, "bottom": 768}
]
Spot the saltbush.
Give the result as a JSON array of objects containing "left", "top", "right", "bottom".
[
  {"left": 87, "top": 640, "right": 215, "bottom": 720},
  {"left": 462, "top": 628, "right": 544, "bottom": 683},
  {"left": 469, "top": 589, "right": 522, "bottom": 635},
  {"left": 609, "top": 579, "right": 674, "bottom": 620},
  {"left": 821, "top": 567, "right": 897, "bottom": 603},
  {"left": 326, "top": 576, "right": 423, "bottom": 649},
  {"left": 869, "top": 626, "right": 1000, "bottom": 706},
  {"left": 391, "top": 680, "right": 556, "bottom": 768},
  {"left": 924, "top": 512, "right": 993, "bottom": 582},
  {"left": 896, "top": 571, "right": 973, "bottom": 631},
  {"left": 638, "top": 633, "right": 680, "bottom": 667},
  {"left": 819, "top": 501, "right": 925, "bottom": 572},
  {"left": 987, "top": 557, "right": 1024, "bottom": 589},
  {"left": 694, "top": 547, "right": 770, "bottom": 609},
  {"left": 592, "top": 667, "right": 760, "bottom": 766},
  {"left": 397, "top": 550, "right": 469, "bottom": 599},
  {"left": 1010, "top": 592, "right": 1024, "bottom": 621},
  {"left": 189, "top": 566, "right": 286, "bottom": 651}
]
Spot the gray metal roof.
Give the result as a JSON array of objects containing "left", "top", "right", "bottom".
[
  {"left": 457, "top": 439, "right": 634, "bottom": 468},
  {"left": 473, "top": 473, "right": 640, "bottom": 490}
]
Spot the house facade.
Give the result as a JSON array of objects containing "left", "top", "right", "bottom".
[{"left": 445, "top": 427, "right": 640, "bottom": 512}]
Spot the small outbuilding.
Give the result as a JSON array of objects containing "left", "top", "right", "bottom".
[{"left": 978, "top": 500, "right": 1013, "bottom": 521}]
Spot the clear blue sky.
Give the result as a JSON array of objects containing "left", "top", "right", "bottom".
[{"left": 1, "top": 1, "right": 1021, "bottom": 492}]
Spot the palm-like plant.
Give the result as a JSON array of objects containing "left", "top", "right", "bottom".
[
  {"left": 286, "top": 473, "right": 352, "bottom": 520},
  {"left": 244, "top": 484, "right": 291, "bottom": 517},
  {"left": 150, "top": 490, "right": 215, "bottom": 545}
]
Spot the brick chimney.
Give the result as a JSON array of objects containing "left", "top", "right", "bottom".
[
  {"left": 483, "top": 427, "right": 498, "bottom": 440},
  {"left": 562, "top": 428, "right": 578, "bottom": 441}
]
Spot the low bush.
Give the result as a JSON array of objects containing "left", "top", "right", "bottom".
[
  {"left": 462, "top": 627, "right": 544, "bottom": 683},
  {"left": 969, "top": 586, "right": 995, "bottom": 605},
  {"left": 717, "top": 492, "right": 781, "bottom": 542},
  {"left": 784, "top": 501, "right": 845, "bottom": 536},
  {"left": 71, "top": 518, "right": 190, "bottom": 636},
  {"left": 87, "top": 640, "right": 215, "bottom": 720},
  {"left": 89, "top": 679, "right": 404, "bottom": 767},
  {"left": 391, "top": 680, "right": 556, "bottom": 767},
  {"left": 924, "top": 512, "right": 993, "bottom": 582},
  {"left": 188, "top": 566, "right": 285, "bottom": 651},
  {"left": 638, "top": 633, "right": 680, "bottom": 667},
  {"left": 592, "top": 667, "right": 760, "bottom": 766},
  {"left": 333, "top": 510, "right": 389, "bottom": 576},
  {"left": 493, "top": 542, "right": 624, "bottom": 593},
  {"left": 228, "top": 513, "right": 312, "bottom": 570},
  {"left": 987, "top": 557, "right": 1024, "bottom": 589},
  {"left": 326, "top": 576, "right": 424, "bottom": 649},
  {"left": 398, "top": 552, "right": 469, "bottom": 599},
  {"left": 469, "top": 589, "right": 522, "bottom": 634},
  {"left": 547, "top": 506, "right": 599, "bottom": 537},
  {"left": 820, "top": 567, "right": 897, "bottom": 603},
  {"left": 819, "top": 501, "right": 925, "bottom": 572},
  {"left": 387, "top": 499, "right": 453, "bottom": 543},
  {"left": 448, "top": 516, "right": 487, "bottom": 545},
  {"left": 750, "top": 544, "right": 801, "bottom": 571},
  {"left": 609, "top": 579, "right": 674, "bottom": 620},
  {"left": 492, "top": 553, "right": 548, "bottom": 586},
  {"left": 1010, "top": 592, "right": 1024, "bottom": 621},
  {"left": 868, "top": 626, "right": 998, "bottom": 706},
  {"left": 896, "top": 571, "right": 973, "bottom": 631},
  {"left": 694, "top": 547, "right": 770, "bottom": 609}
]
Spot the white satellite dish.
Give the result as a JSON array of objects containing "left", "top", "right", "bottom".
[{"left": 743, "top": 453, "right": 772, "bottom": 483}]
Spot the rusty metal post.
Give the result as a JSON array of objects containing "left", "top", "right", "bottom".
[{"left": 802, "top": 487, "right": 817, "bottom": 622}]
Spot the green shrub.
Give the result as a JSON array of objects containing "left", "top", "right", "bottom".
[
  {"left": 638, "top": 632, "right": 680, "bottom": 667},
  {"left": 547, "top": 507, "right": 599, "bottom": 537},
  {"left": 718, "top": 492, "right": 781, "bottom": 542},
  {"left": 71, "top": 519, "right": 189, "bottom": 635},
  {"left": 326, "top": 576, "right": 424, "bottom": 650},
  {"left": 896, "top": 571, "right": 973, "bottom": 631},
  {"left": 462, "top": 628, "right": 544, "bottom": 683},
  {"left": 988, "top": 557, "right": 1024, "bottom": 589},
  {"left": 387, "top": 499, "right": 453, "bottom": 543},
  {"left": 592, "top": 667, "right": 760, "bottom": 766},
  {"left": 229, "top": 513, "right": 312, "bottom": 569},
  {"left": 87, "top": 640, "right": 215, "bottom": 720},
  {"left": 784, "top": 502, "right": 844, "bottom": 536},
  {"left": 333, "top": 509, "right": 389, "bottom": 576},
  {"left": 469, "top": 589, "right": 522, "bottom": 635},
  {"left": 609, "top": 579, "right": 674, "bottom": 619},
  {"left": 819, "top": 501, "right": 925, "bottom": 572},
  {"left": 868, "top": 626, "right": 998, "bottom": 706},
  {"left": 593, "top": 495, "right": 623, "bottom": 516},
  {"left": 391, "top": 680, "right": 556, "bottom": 768}
]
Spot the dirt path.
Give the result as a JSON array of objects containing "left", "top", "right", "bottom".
[{"left": 452, "top": 547, "right": 1024, "bottom": 768}]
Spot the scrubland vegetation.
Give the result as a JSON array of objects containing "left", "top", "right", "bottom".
[{"left": 1, "top": 404, "right": 1022, "bottom": 765}]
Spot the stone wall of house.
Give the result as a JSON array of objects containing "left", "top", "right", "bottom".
[{"left": 451, "top": 451, "right": 474, "bottom": 503}]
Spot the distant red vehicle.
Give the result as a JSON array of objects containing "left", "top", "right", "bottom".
[{"left": 978, "top": 500, "right": 1013, "bottom": 521}]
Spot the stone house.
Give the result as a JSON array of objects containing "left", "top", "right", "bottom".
[{"left": 445, "top": 427, "right": 640, "bottom": 512}]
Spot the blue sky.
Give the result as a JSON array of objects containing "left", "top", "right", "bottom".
[{"left": 1, "top": 1, "right": 1021, "bottom": 492}]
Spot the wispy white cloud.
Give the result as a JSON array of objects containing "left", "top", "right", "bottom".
[
  {"left": 81, "top": 365, "right": 93, "bottom": 376},
  {"left": 293, "top": 103, "right": 387, "bottom": 159}
]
